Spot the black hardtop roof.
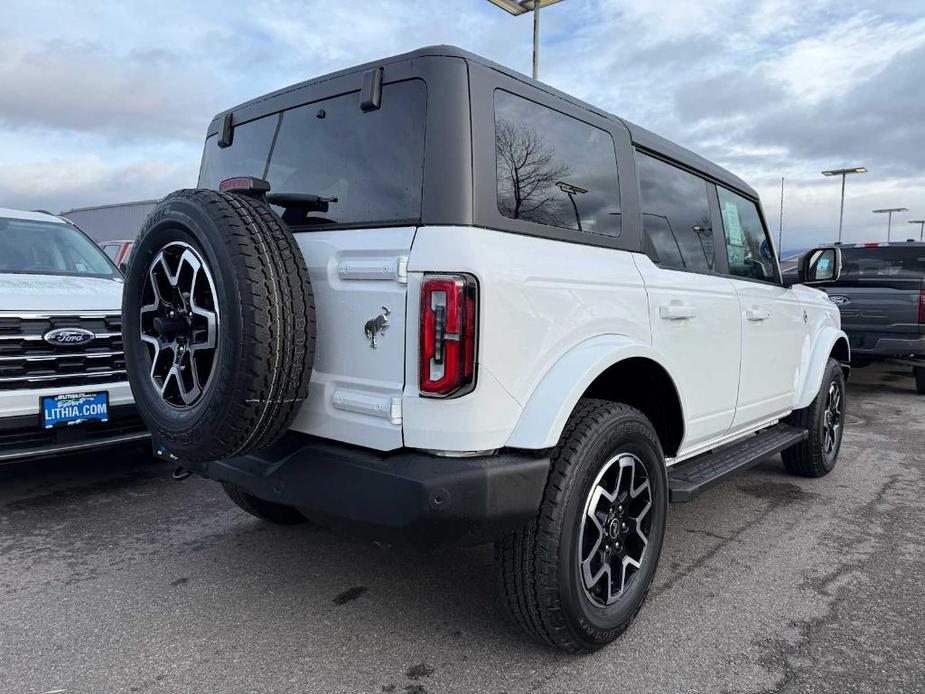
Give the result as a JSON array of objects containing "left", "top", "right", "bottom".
[{"left": 209, "top": 44, "right": 758, "bottom": 200}]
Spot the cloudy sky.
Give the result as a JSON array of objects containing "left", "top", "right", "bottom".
[{"left": 1, "top": 0, "right": 923, "bottom": 252}]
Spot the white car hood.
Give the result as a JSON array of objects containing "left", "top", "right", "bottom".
[{"left": 0, "top": 273, "right": 124, "bottom": 313}]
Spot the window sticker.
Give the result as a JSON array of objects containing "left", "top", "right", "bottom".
[{"left": 722, "top": 201, "right": 745, "bottom": 247}]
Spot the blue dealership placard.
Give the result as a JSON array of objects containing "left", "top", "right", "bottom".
[{"left": 41, "top": 392, "right": 109, "bottom": 429}]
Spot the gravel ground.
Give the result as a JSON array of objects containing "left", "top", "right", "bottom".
[{"left": 1, "top": 363, "right": 923, "bottom": 694}]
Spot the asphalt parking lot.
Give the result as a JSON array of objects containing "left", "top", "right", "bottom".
[{"left": 1, "top": 363, "right": 923, "bottom": 694}]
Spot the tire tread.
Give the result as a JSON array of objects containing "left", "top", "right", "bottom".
[{"left": 495, "top": 399, "right": 663, "bottom": 653}]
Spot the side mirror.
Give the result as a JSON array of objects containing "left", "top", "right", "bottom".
[
  {"left": 118, "top": 260, "right": 129, "bottom": 275},
  {"left": 800, "top": 247, "right": 842, "bottom": 286}
]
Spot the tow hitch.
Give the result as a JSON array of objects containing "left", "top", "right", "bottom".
[{"left": 153, "top": 442, "right": 193, "bottom": 480}]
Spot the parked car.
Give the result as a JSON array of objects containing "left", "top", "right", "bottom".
[
  {"left": 816, "top": 242, "right": 925, "bottom": 393},
  {"left": 122, "top": 46, "right": 849, "bottom": 652},
  {"left": 99, "top": 240, "right": 134, "bottom": 270},
  {"left": 0, "top": 208, "right": 148, "bottom": 462}
]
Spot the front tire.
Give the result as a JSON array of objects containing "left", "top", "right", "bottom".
[
  {"left": 495, "top": 400, "right": 668, "bottom": 653},
  {"left": 782, "top": 358, "right": 846, "bottom": 477}
]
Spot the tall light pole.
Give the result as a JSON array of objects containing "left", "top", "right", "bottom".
[
  {"left": 822, "top": 167, "right": 867, "bottom": 243},
  {"left": 909, "top": 220, "right": 925, "bottom": 241},
  {"left": 486, "top": 0, "right": 565, "bottom": 79},
  {"left": 873, "top": 207, "right": 908, "bottom": 241},
  {"left": 777, "top": 176, "right": 784, "bottom": 258}
]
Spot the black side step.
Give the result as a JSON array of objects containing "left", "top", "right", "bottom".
[{"left": 668, "top": 423, "right": 808, "bottom": 502}]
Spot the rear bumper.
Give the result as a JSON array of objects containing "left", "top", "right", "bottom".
[
  {"left": 189, "top": 432, "right": 550, "bottom": 548},
  {"left": 0, "top": 403, "right": 149, "bottom": 463},
  {"left": 847, "top": 332, "right": 925, "bottom": 360}
]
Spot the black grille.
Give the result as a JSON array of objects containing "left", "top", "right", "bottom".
[
  {"left": 0, "top": 405, "right": 147, "bottom": 459},
  {"left": 0, "top": 314, "right": 127, "bottom": 390}
]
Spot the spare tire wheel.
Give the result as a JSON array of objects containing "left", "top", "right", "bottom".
[{"left": 122, "top": 188, "right": 315, "bottom": 462}]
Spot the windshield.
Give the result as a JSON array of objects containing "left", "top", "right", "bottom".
[
  {"left": 840, "top": 247, "right": 925, "bottom": 280},
  {"left": 198, "top": 79, "right": 427, "bottom": 229},
  {"left": 0, "top": 217, "right": 119, "bottom": 278}
]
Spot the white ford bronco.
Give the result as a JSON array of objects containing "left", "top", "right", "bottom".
[{"left": 123, "top": 46, "right": 850, "bottom": 652}]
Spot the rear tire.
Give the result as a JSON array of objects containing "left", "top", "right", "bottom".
[
  {"left": 222, "top": 483, "right": 305, "bottom": 525},
  {"left": 495, "top": 400, "right": 667, "bottom": 653},
  {"left": 782, "top": 358, "right": 846, "bottom": 477},
  {"left": 914, "top": 366, "right": 925, "bottom": 395}
]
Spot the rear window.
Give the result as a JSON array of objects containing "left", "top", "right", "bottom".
[
  {"left": 0, "top": 218, "right": 118, "bottom": 278},
  {"left": 199, "top": 79, "right": 427, "bottom": 229},
  {"left": 840, "top": 247, "right": 925, "bottom": 279}
]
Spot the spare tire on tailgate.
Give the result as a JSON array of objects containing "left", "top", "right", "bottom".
[{"left": 122, "top": 188, "right": 315, "bottom": 462}]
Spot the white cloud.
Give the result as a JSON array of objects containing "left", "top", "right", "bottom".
[
  {"left": 768, "top": 13, "right": 925, "bottom": 102},
  {"left": 0, "top": 35, "right": 221, "bottom": 142},
  {"left": 0, "top": 155, "right": 197, "bottom": 212}
]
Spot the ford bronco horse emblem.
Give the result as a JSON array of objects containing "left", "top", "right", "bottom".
[{"left": 364, "top": 306, "right": 390, "bottom": 349}]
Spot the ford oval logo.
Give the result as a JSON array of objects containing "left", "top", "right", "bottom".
[
  {"left": 827, "top": 295, "right": 851, "bottom": 306},
  {"left": 43, "top": 327, "right": 96, "bottom": 347}
]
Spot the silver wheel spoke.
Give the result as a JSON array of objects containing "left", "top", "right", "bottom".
[
  {"left": 578, "top": 451, "right": 654, "bottom": 607},
  {"left": 140, "top": 242, "right": 220, "bottom": 408}
]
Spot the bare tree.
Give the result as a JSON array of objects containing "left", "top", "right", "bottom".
[{"left": 496, "top": 119, "right": 571, "bottom": 226}]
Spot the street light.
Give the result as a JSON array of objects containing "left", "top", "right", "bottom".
[
  {"left": 909, "top": 220, "right": 925, "bottom": 241},
  {"left": 821, "top": 166, "right": 867, "bottom": 243},
  {"left": 873, "top": 207, "right": 909, "bottom": 241},
  {"left": 556, "top": 180, "right": 587, "bottom": 231},
  {"left": 486, "top": 0, "right": 565, "bottom": 79}
]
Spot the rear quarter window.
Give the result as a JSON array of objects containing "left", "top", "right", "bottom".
[{"left": 493, "top": 90, "right": 621, "bottom": 238}]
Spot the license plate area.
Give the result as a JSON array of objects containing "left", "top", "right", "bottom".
[{"left": 41, "top": 392, "right": 109, "bottom": 429}]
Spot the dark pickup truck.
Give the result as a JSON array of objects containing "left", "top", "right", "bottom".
[{"left": 817, "top": 242, "right": 925, "bottom": 393}]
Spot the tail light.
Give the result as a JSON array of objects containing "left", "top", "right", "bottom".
[
  {"left": 420, "top": 274, "right": 478, "bottom": 397},
  {"left": 919, "top": 288, "right": 925, "bottom": 324}
]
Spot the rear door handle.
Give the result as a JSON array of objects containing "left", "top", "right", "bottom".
[
  {"left": 659, "top": 303, "right": 697, "bottom": 320},
  {"left": 745, "top": 308, "right": 771, "bottom": 321}
]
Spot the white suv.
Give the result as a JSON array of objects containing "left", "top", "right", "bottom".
[
  {"left": 0, "top": 208, "right": 148, "bottom": 462},
  {"left": 122, "top": 47, "right": 849, "bottom": 652}
]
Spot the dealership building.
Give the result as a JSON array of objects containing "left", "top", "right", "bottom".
[{"left": 60, "top": 199, "right": 158, "bottom": 242}]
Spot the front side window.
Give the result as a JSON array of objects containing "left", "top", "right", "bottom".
[
  {"left": 637, "top": 153, "right": 714, "bottom": 272},
  {"left": 0, "top": 218, "right": 118, "bottom": 278},
  {"left": 494, "top": 90, "right": 621, "bottom": 237},
  {"left": 717, "top": 187, "right": 777, "bottom": 282}
]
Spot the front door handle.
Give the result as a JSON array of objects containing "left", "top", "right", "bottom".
[
  {"left": 659, "top": 303, "right": 697, "bottom": 320},
  {"left": 745, "top": 308, "right": 771, "bottom": 321}
]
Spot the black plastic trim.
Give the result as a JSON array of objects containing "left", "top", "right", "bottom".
[
  {"left": 218, "top": 113, "right": 233, "bottom": 149},
  {"left": 191, "top": 431, "right": 550, "bottom": 548},
  {"left": 360, "top": 67, "right": 383, "bottom": 111},
  {"left": 668, "top": 423, "right": 808, "bottom": 502}
]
